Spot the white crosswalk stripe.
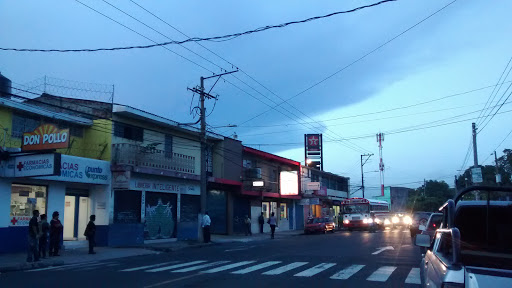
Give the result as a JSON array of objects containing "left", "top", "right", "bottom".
[
  {"left": 202, "top": 261, "right": 255, "bottom": 273},
  {"left": 26, "top": 261, "right": 99, "bottom": 272},
  {"left": 77, "top": 263, "right": 120, "bottom": 271},
  {"left": 367, "top": 266, "right": 397, "bottom": 282},
  {"left": 405, "top": 268, "right": 421, "bottom": 284},
  {"left": 231, "top": 261, "right": 281, "bottom": 274},
  {"left": 54, "top": 262, "right": 115, "bottom": 271},
  {"left": 120, "top": 261, "right": 179, "bottom": 272},
  {"left": 146, "top": 261, "right": 206, "bottom": 272},
  {"left": 294, "top": 263, "right": 336, "bottom": 277},
  {"left": 262, "top": 262, "right": 309, "bottom": 275},
  {"left": 330, "top": 264, "right": 365, "bottom": 280},
  {"left": 171, "top": 261, "right": 230, "bottom": 273}
]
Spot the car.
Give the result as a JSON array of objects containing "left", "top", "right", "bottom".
[
  {"left": 409, "top": 211, "right": 432, "bottom": 237},
  {"left": 391, "top": 212, "right": 412, "bottom": 228},
  {"left": 415, "top": 186, "right": 512, "bottom": 287},
  {"left": 418, "top": 213, "right": 442, "bottom": 254},
  {"left": 305, "top": 217, "right": 335, "bottom": 234}
]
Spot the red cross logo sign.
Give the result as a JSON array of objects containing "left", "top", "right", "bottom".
[
  {"left": 17, "top": 162, "right": 24, "bottom": 171},
  {"left": 10, "top": 217, "right": 18, "bottom": 225}
]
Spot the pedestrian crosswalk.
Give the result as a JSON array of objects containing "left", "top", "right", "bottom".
[{"left": 26, "top": 258, "right": 421, "bottom": 285}]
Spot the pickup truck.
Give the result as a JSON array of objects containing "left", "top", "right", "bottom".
[{"left": 415, "top": 186, "right": 512, "bottom": 287}]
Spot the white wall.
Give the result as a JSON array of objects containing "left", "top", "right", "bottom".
[
  {"left": 0, "top": 178, "right": 12, "bottom": 228},
  {"left": 89, "top": 184, "right": 111, "bottom": 226},
  {"left": 47, "top": 182, "right": 66, "bottom": 222},
  {"left": 250, "top": 205, "right": 261, "bottom": 233}
]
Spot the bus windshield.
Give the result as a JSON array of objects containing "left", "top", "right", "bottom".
[{"left": 343, "top": 204, "right": 369, "bottom": 214}]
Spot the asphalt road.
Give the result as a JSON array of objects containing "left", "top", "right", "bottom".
[{"left": 0, "top": 227, "right": 422, "bottom": 288}]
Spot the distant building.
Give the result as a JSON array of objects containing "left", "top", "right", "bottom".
[{"left": 373, "top": 186, "right": 411, "bottom": 212}]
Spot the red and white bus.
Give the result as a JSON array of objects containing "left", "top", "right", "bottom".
[{"left": 341, "top": 198, "right": 391, "bottom": 230}]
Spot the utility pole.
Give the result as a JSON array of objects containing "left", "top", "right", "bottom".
[
  {"left": 494, "top": 151, "right": 501, "bottom": 185},
  {"left": 423, "top": 179, "right": 426, "bottom": 196},
  {"left": 188, "top": 70, "right": 238, "bottom": 216},
  {"left": 472, "top": 122, "right": 480, "bottom": 200},
  {"left": 360, "top": 153, "right": 373, "bottom": 198}
]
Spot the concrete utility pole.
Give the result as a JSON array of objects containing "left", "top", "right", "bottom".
[
  {"left": 494, "top": 151, "right": 501, "bottom": 185},
  {"left": 472, "top": 122, "right": 480, "bottom": 200},
  {"left": 189, "top": 70, "right": 238, "bottom": 216},
  {"left": 360, "top": 153, "right": 373, "bottom": 198}
]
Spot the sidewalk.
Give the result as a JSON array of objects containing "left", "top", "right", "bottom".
[{"left": 0, "top": 246, "right": 159, "bottom": 273}]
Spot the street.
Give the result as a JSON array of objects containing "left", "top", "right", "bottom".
[{"left": 0, "top": 228, "right": 421, "bottom": 288}]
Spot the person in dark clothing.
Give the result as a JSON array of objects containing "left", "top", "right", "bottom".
[
  {"left": 244, "top": 215, "right": 252, "bottom": 236},
  {"left": 49, "top": 211, "right": 63, "bottom": 256},
  {"left": 268, "top": 212, "right": 277, "bottom": 239},
  {"left": 39, "top": 214, "right": 50, "bottom": 259},
  {"left": 258, "top": 213, "right": 265, "bottom": 234},
  {"left": 84, "top": 215, "right": 96, "bottom": 254},
  {"left": 27, "top": 210, "right": 40, "bottom": 262}
]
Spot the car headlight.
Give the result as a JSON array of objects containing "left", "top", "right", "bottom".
[
  {"left": 367, "top": 218, "right": 373, "bottom": 224},
  {"left": 375, "top": 218, "right": 381, "bottom": 224},
  {"left": 384, "top": 219, "right": 391, "bottom": 225},
  {"left": 404, "top": 216, "right": 412, "bottom": 225},
  {"left": 363, "top": 219, "right": 368, "bottom": 224},
  {"left": 392, "top": 216, "right": 399, "bottom": 223},
  {"left": 343, "top": 219, "right": 349, "bottom": 224}
]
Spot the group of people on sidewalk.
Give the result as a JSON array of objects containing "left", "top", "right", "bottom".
[
  {"left": 26, "top": 209, "right": 97, "bottom": 263},
  {"left": 201, "top": 211, "right": 280, "bottom": 243}
]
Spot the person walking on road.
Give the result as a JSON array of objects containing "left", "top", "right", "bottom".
[
  {"left": 84, "top": 215, "right": 96, "bottom": 254},
  {"left": 369, "top": 212, "right": 377, "bottom": 233},
  {"left": 268, "top": 212, "right": 277, "bottom": 239},
  {"left": 202, "top": 212, "right": 211, "bottom": 243},
  {"left": 39, "top": 214, "right": 49, "bottom": 259},
  {"left": 244, "top": 215, "right": 252, "bottom": 236},
  {"left": 49, "top": 211, "right": 62, "bottom": 256},
  {"left": 27, "top": 210, "right": 40, "bottom": 262},
  {"left": 258, "top": 213, "right": 264, "bottom": 234}
]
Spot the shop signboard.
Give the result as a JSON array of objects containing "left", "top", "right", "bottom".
[
  {"left": 298, "top": 198, "right": 310, "bottom": 205},
  {"left": 13, "top": 153, "right": 61, "bottom": 177},
  {"left": 22, "top": 124, "right": 69, "bottom": 151},
  {"left": 306, "top": 182, "right": 320, "bottom": 191},
  {"left": 113, "top": 171, "right": 131, "bottom": 189},
  {"left": 130, "top": 176, "right": 200, "bottom": 195},
  {"left": 9, "top": 215, "right": 31, "bottom": 226},
  {"left": 37, "top": 154, "right": 110, "bottom": 184},
  {"left": 310, "top": 198, "right": 320, "bottom": 205},
  {"left": 280, "top": 171, "right": 299, "bottom": 195}
]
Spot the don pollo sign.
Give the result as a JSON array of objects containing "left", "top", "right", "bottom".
[{"left": 22, "top": 124, "right": 70, "bottom": 151}]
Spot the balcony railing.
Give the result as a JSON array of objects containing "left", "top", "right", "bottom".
[{"left": 113, "top": 143, "right": 196, "bottom": 174}]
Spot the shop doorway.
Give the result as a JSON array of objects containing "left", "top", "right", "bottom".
[{"left": 64, "top": 190, "right": 90, "bottom": 241}]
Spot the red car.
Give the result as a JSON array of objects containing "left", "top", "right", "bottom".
[{"left": 305, "top": 218, "right": 335, "bottom": 234}]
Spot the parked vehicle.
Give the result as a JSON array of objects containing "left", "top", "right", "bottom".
[
  {"left": 305, "top": 217, "right": 335, "bottom": 234},
  {"left": 409, "top": 211, "right": 432, "bottom": 237},
  {"left": 415, "top": 186, "right": 512, "bottom": 287}
]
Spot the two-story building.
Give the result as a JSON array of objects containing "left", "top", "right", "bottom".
[
  {"left": 240, "top": 147, "right": 302, "bottom": 234},
  {"left": 0, "top": 95, "right": 112, "bottom": 253},
  {"left": 300, "top": 166, "right": 350, "bottom": 226}
]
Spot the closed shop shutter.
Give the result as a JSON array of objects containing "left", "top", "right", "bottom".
[
  {"left": 145, "top": 192, "right": 177, "bottom": 239},
  {"left": 207, "top": 190, "right": 227, "bottom": 234},
  {"left": 233, "top": 197, "right": 250, "bottom": 234}
]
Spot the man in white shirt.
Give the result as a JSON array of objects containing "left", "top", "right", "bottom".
[{"left": 202, "top": 212, "right": 211, "bottom": 243}]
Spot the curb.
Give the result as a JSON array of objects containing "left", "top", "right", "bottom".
[
  {"left": 143, "top": 242, "right": 221, "bottom": 253},
  {"left": 0, "top": 260, "right": 65, "bottom": 273}
]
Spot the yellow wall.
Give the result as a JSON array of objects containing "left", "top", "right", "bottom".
[{"left": 0, "top": 106, "right": 112, "bottom": 161}]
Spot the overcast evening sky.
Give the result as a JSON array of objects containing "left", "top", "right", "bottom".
[{"left": 1, "top": 0, "right": 512, "bottom": 197}]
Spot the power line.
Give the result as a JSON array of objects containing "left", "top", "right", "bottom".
[
  {"left": 0, "top": 0, "right": 397, "bottom": 53},
  {"left": 481, "top": 128, "right": 512, "bottom": 165},
  {"left": 232, "top": 0, "right": 458, "bottom": 128},
  {"left": 478, "top": 81, "right": 512, "bottom": 133}
]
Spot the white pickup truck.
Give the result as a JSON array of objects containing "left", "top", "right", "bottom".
[{"left": 415, "top": 186, "right": 512, "bottom": 288}]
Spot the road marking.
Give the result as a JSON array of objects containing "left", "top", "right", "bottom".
[
  {"left": 366, "top": 266, "right": 397, "bottom": 282},
  {"left": 231, "top": 261, "right": 281, "bottom": 274},
  {"left": 225, "top": 248, "right": 248, "bottom": 252},
  {"left": 120, "top": 261, "right": 179, "bottom": 272},
  {"left": 54, "top": 262, "right": 114, "bottom": 271},
  {"left": 330, "top": 264, "right": 365, "bottom": 280},
  {"left": 372, "top": 246, "right": 394, "bottom": 255},
  {"left": 78, "top": 263, "right": 119, "bottom": 271},
  {"left": 202, "top": 261, "right": 255, "bottom": 273},
  {"left": 26, "top": 261, "right": 98, "bottom": 272},
  {"left": 405, "top": 268, "right": 421, "bottom": 284},
  {"left": 262, "top": 262, "right": 309, "bottom": 275},
  {"left": 294, "top": 263, "right": 336, "bottom": 277},
  {"left": 171, "top": 261, "right": 230, "bottom": 273},
  {"left": 146, "top": 261, "right": 206, "bottom": 272}
]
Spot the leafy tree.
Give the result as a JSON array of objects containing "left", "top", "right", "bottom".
[
  {"left": 407, "top": 180, "right": 455, "bottom": 212},
  {"left": 456, "top": 149, "right": 512, "bottom": 191}
]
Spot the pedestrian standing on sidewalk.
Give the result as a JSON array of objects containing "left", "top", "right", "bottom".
[
  {"left": 202, "top": 211, "right": 211, "bottom": 243},
  {"left": 84, "top": 215, "right": 96, "bottom": 254},
  {"left": 49, "top": 211, "right": 62, "bottom": 256},
  {"left": 258, "top": 213, "right": 264, "bottom": 234},
  {"left": 244, "top": 215, "right": 252, "bottom": 236},
  {"left": 268, "top": 212, "right": 277, "bottom": 239},
  {"left": 27, "top": 210, "right": 40, "bottom": 262},
  {"left": 39, "top": 214, "right": 49, "bottom": 259}
]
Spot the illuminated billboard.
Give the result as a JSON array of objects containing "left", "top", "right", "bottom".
[{"left": 280, "top": 171, "right": 298, "bottom": 195}]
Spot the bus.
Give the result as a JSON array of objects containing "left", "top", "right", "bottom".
[{"left": 341, "top": 198, "right": 391, "bottom": 231}]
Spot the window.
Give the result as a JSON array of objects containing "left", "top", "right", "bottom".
[
  {"left": 270, "top": 169, "right": 277, "bottom": 182},
  {"left": 243, "top": 159, "right": 252, "bottom": 168},
  {"left": 114, "top": 122, "right": 143, "bottom": 141},
  {"left": 262, "top": 202, "right": 270, "bottom": 219},
  {"left": 280, "top": 203, "right": 287, "bottom": 219},
  {"left": 164, "top": 134, "right": 173, "bottom": 159},
  {"left": 311, "top": 172, "right": 319, "bottom": 182},
  {"left": 11, "top": 114, "right": 40, "bottom": 138},
  {"left": 435, "top": 233, "right": 454, "bottom": 263},
  {"left": 328, "top": 178, "right": 336, "bottom": 189},
  {"left": 321, "top": 177, "right": 328, "bottom": 189},
  {"left": 10, "top": 184, "right": 47, "bottom": 224}
]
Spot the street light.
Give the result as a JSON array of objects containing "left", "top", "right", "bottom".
[{"left": 306, "top": 159, "right": 312, "bottom": 164}]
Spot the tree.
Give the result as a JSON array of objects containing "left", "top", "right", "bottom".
[
  {"left": 456, "top": 149, "right": 512, "bottom": 191},
  {"left": 407, "top": 180, "right": 455, "bottom": 212}
]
